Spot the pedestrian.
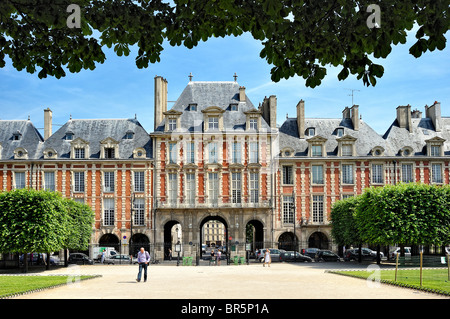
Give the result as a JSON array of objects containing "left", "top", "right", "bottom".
[
  {"left": 168, "top": 248, "right": 172, "bottom": 261},
  {"left": 101, "top": 250, "right": 106, "bottom": 264},
  {"left": 136, "top": 247, "right": 150, "bottom": 282},
  {"left": 263, "top": 249, "right": 271, "bottom": 267},
  {"left": 217, "top": 249, "right": 221, "bottom": 266}
]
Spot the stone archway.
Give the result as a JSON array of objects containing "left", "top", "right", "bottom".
[
  {"left": 308, "top": 231, "right": 329, "bottom": 250},
  {"left": 99, "top": 233, "right": 120, "bottom": 252},
  {"left": 199, "top": 215, "right": 228, "bottom": 259},
  {"left": 246, "top": 219, "right": 264, "bottom": 254},
  {"left": 163, "top": 220, "right": 182, "bottom": 260},
  {"left": 130, "top": 233, "right": 150, "bottom": 257},
  {"left": 278, "top": 232, "right": 298, "bottom": 251}
]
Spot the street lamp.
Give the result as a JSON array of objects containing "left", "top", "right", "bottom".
[{"left": 175, "top": 241, "right": 181, "bottom": 266}]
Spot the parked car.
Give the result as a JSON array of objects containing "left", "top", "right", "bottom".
[
  {"left": 104, "top": 254, "right": 134, "bottom": 264},
  {"left": 280, "top": 251, "right": 313, "bottom": 262},
  {"left": 256, "top": 248, "right": 282, "bottom": 262},
  {"left": 344, "top": 248, "right": 383, "bottom": 261},
  {"left": 19, "top": 253, "right": 59, "bottom": 266},
  {"left": 390, "top": 247, "right": 411, "bottom": 259},
  {"left": 315, "top": 250, "right": 341, "bottom": 262},
  {"left": 302, "top": 248, "right": 319, "bottom": 259},
  {"left": 68, "top": 253, "right": 94, "bottom": 265}
]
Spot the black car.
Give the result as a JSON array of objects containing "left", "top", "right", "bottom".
[
  {"left": 68, "top": 253, "right": 93, "bottom": 265},
  {"left": 344, "top": 248, "right": 378, "bottom": 261},
  {"left": 280, "top": 251, "right": 313, "bottom": 262},
  {"left": 315, "top": 250, "right": 341, "bottom": 262},
  {"left": 302, "top": 248, "right": 319, "bottom": 259}
]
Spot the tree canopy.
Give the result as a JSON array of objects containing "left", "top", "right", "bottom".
[
  {"left": 0, "top": 189, "right": 94, "bottom": 254},
  {"left": 1, "top": 0, "right": 448, "bottom": 87},
  {"left": 331, "top": 183, "right": 450, "bottom": 248}
]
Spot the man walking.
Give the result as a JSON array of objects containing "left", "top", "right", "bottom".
[{"left": 136, "top": 247, "right": 151, "bottom": 282}]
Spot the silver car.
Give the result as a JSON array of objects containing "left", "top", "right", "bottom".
[{"left": 256, "top": 248, "right": 282, "bottom": 262}]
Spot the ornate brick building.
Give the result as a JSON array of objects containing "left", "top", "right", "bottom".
[{"left": 0, "top": 75, "right": 448, "bottom": 261}]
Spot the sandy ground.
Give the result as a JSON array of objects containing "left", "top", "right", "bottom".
[{"left": 9, "top": 261, "right": 449, "bottom": 300}]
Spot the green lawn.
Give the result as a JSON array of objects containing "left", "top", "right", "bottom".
[
  {"left": 0, "top": 275, "right": 97, "bottom": 298},
  {"left": 332, "top": 268, "right": 450, "bottom": 295}
]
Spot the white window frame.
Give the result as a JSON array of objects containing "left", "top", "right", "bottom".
[
  {"left": 401, "top": 163, "right": 414, "bottom": 183},
  {"left": 169, "top": 142, "right": 177, "bottom": 164},
  {"left": 431, "top": 163, "right": 443, "bottom": 184},
  {"left": 311, "top": 145, "right": 322, "bottom": 157},
  {"left": 341, "top": 144, "right": 353, "bottom": 156},
  {"left": 312, "top": 165, "right": 324, "bottom": 184},
  {"left": 249, "top": 172, "right": 259, "bottom": 203},
  {"left": 232, "top": 142, "right": 241, "bottom": 164},
  {"left": 208, "top": 142, "right": 218, "bottom": 164},
  {"left": 282, "top": 195, "right": 294, "bottom": 224},
  {"left": 186, "top": 141, "right": 195, "bottom": 164},
  {"left": 134, "top": 171, "right": 145, "bottom": 192},
  {"left": 168, "top": 173, "right": 177, "bottom": 205},
  {"left": 103, "top": 198, "right": 115, "bottom": 226},
  {"left": 249, "top": 142, "right": 259, "bottom": 163},
  {"left": 168, "top": 118, "right": 177, "bottom": 131},
  {"left": 249, "top": 118, "right": 258, "bottom": 130},
  {"left": 44, "top": 171, "right": 55, "bottom": 191},
  {"left": 208, "top": 117, "right": 219, "bottom": 130},
  {"left": 185, "top": 173, "right": 195, "bottom": 205},
  {"left": 74, "top": 147, "right": 85, "bottom": 159},
  {"left": 342, "top": 164, "right": 354, "bottom": 184},
  {"left": 231, "top": 172, "right": 242, "bottom": 204},
  {"left": 103, "top": 171, "right": 115, "bottom": 192},
  {"left": 282, "top": 166, "right": 293, "bottom": 185},
  {"left": 74, "top": 171, "right": 85, "bottom": 192},
  {"left": 133, "top": 198, "right": 145, "bottom": 226},
  {"left": 208, "top": 172, "right": 219, "bottom": 206},
  {"left": 312, "top": 195, "right": 324, "bottom": 223},
  {"left": 371, "top": 164, "right": 384, "bottom": 184},
  {"left": 14, "top": 172, "right": 26, "bottom": 189}
]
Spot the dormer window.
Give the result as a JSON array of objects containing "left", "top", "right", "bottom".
[
  {"left": 307, "top": 128, "right": 315, "bottom": 136},
  {"left": 65, "top": 131, "right": 74, "bottom": 140},
  {"left": 70, "top": 137, "right": 89, "bottom": 159},
  {"left": 337, "top": 135, "right": 357, "bottom": 157},
  {"left": 14, "top": 147, "right": 28, "bottom": 159},
  {"left": 100, "top": 137, "right": 119, "bottom": 159},
  {"left": 75, "top": 148, "right": 85, "bottom": 159},
  {"left": 12, "top": 131, "right": 22, "bottom": 141},
  {"left": 230, "top": 104, "right": 238, "bottom": 111},
  {"left": 189, "top": 104, "right": 197, "bottom": 111},
  {"left": 209, "top": 117, "right": 219, "bottom": 130},
  {"left": 311, "top": 145, "right": 322, "bottom": 157},
  {"left": 307, "top": 136, "right": 327, "bottom": 157},
  {"left": 249, "top": 118, "right": 258, "bottom": 130},
  {"left": 104, "top": 148, "right": 115, "bottom": 159},
  {"left": 425, "top": 136, "right": 445, "bottom": 157},
  {"left": 336, "top": 128, "right": 344, "bottom": 137},
  {"left": 125, "top": 130, "right": 134, "bottom": 139},
  {"left": 168, "top": 119, "right": 177, "bottom": 131}
]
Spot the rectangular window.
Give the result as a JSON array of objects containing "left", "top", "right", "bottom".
[
  {"left": 283, "top": 166, "right": 293, "bottom": 185},
  {"left": 208, "top": 117, "right": 219, "bottom": 130},
  {"left": 208, "top": 173, "right": 219, "bottom": 206},
  {"left": 431, "top": 145, "right": 441, "bottom": 156},
  {"left": 168, "top": 118, "right": 177, "bottom": 131},
  {"left": 311, "top": 145, "right": 322, "bottom": 157},
  {"left": 74, "top": 172, "right": 85, "bottom": 192},
  {"left": 231, "top": 172, "right": 241, "bottom": 204},
  {"left": 232, "top": 142, "right": 241, "bottom": 163},
  {"left": 401, "top": 164, "right": 414, "bottom": 183},
  {"left": 103, "top": 198, "right": 115, "bottom": 226},
  {"left": 249, "top": 142, "right": 258, "bottom": 163},
  {"left": 168, "top": 173, "right": 177, "bottom": 204},
  {"left": 342, "top": 164, "right": 353, "bottom": 184},
  {"left": 104, "top": 171, "right": 115, "bottom": 192},
  {"left": 312, "top": 165, "right": 323, "bottom": 184},
  {"left": 133, "top": 198, "right": 145, "bottom": 226},
  {"left": 312, "top": 195, "right": 324, "bottom": 223},
  {"left": 15, "top": 172, "right": 25, "bottom": 189},
  {"left": 104, "top": 148, "right": 115, "bottom": 159},
  {"left": 74, "top": 148, "right": 85, "bottom": 159},
  {"left": 134, "top": 171, "right": 145, "bottom": 192},
  {"left": 185, "top": 173, "right": 195, "bottom": 205},
  {"left": 208, "top": 142, "right": 218, "bottom": 164},
  {"left": 342, "top": 145, "right": 352, "bottom": 156},
  {"left": 342, "top": 194, "right": 354, "bottom": 199},
  {"left": 432, "top": 163, "right": 443, "bottom": 183},
  {"left": 282, "top": 196, "right": 294, "bottom": 224},
  {"left": 169, "top": 142, "right": 177, "bottom": 164},
  {"left": 44, "top": 172, "right": 55, "bottom": 191},
  {"left": 249, "top": 172, "right": 259, "bottom": 203},
  {"left": 187, "top": 142, "right": 195, "bottom": 164},
  {"left": 371, "top": 164, "right": 383, "bottom": 184},
  {"left": 249, "top": 118, "right": 258, "bottom": 130}
]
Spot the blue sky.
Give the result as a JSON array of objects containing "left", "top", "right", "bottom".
[{"left": 0, "top": 28, "right": 448, "bottom": 136}]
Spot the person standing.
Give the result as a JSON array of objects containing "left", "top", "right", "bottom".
[
  {"left": 136, "top": 247, "right": 150, "bottom": 282},
  {"left": 263, "top": 249, "right": 271, "bottom": 267},
  {"left": 101, "top": 250, "right": 106, "bottom": 264},
  {"left": 216, "top": 249, "right": 221, "bottom": 266}
]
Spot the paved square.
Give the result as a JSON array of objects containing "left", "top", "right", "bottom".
[{"left": 13, "top": 262, "right": 448, "bottom": 299}]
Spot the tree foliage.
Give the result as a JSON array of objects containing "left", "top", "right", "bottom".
[
  {"left": 331, "top": 183, "right": 450, "bottom": 248},
  {"left": 0, "top": 189, "right": 94, "bottom": 254},
  {"left": 1, "top": 0, "right": 448, "bottom": 87}
]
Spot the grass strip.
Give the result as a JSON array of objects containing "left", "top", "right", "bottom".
[
  {"left": 328, "top": 268, "right": 450, "bottom": 296},
  {"left": 0, "top": 274, "right": 101, "bottom": 299}
]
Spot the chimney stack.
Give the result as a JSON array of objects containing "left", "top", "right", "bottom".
[
  {"left": 44, "top": 108, "right": 52, "bottom": 140},
  {"left": 396, "top": 104, "right": 412, "bottom": 132},
  {"left": 425, "top": 101, "right": 441, "bottom": 132},
  {"left": 239, "top": 86, "right": 246, "bottom": 102},
  {"left": 154, "top": 76, "right": 168, "bottom": 130},
  {"left": 342, "top": 107, "right": 351, "bottom": 119},
  {"left": 261, "top": 95, "right": 277, "bottom": 129},
  {"left": 296, "top": 100, "right": 305, "bottom": 138},
  {"left": 351, "top": 105, "right": 359, "bottom": 131}
]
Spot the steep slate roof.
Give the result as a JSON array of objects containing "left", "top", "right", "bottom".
[
  {"left": 154, "top": 81, "right": 271, "bottom": 132},
  {"left": 383, "top": 117, "right": 450, "bottom": 156},
  {"left": 279, "top": 117, "right": 391, "bottom": 157},
  {"left": 0, "top": 120, "right": 43, "bottom": 160},
  {"left": 42, "top": 118, "right": 152, "bottom": 159}
]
